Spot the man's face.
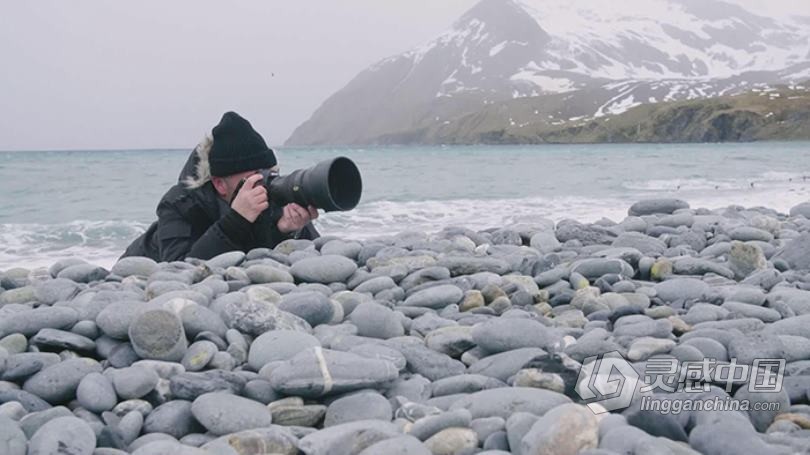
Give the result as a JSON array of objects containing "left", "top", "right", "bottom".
[{"left": 214, "top": 165, "right": 279, "bottom": 201}]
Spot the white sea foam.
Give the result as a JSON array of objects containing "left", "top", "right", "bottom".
[
  {"left": 0, "top": 220, "right": 149, "bottom": 271},
  {"left": 3, "top": 186, "right": 809, "bottom": 271}
]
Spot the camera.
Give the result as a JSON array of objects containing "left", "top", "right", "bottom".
[{"left": 235, "top": 156, "right": 362, "bottom": 212}]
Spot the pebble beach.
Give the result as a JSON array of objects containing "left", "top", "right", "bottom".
[{"left": 2, "top": 197, "right": 810, "bottom": 455}]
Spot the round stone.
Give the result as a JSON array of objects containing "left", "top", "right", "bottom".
[
  {"left": 56, "top": 263, "right": 109, "bottom": 283},
  {"left": 143, "top": 400, "right": 203, "bottom": 439},
  {"left": 269, "top": 348, "right": 399, "bottom": 397},
  {"left": 179, "top": 304, "right": 228, "bottom": 339},
  {"left": 181, "top": 341, "right": 218, "bottom": 372},
  {"left": 218, "top": 294, "right": 311, "bottom": 336},
  {"left": 191, "top": 392, "right": 273, "bottom": 436},
  {"left": 30, "top": 328, "right": 95, "bottom": 352},
  {"left": 248, "top": 330, "right": 321, "bottom": 370},
  {"left": 321, "top": 240, "right": 362, "bottom": 259},
  {"left": 353, "top": 276, "right": 396, "bottom": 295},
  {"left": 23, "top": 358, "right": 103, "bottom": 404},
  {"left": 205, "top": 251, "right": 246, "bottom": 269},
  {"left": 0, "top": 334, "right": 28, "bottom": 354},
  {"left": 402, "top": 285, "right": 463, "bottom": 309},
  {"left": 277, "top": 291, "right": 335, "bottom": 327},
  {"left": 324, "top": 391, "right": 392, "bottom": 427},
  {"left": 0, "top": 307, "right": 79, "bottom": 339},
  {"left": 409, "top": 409, "right": 473, "bottom": 441},
  {"left": 96, "top": 301, "right": 147, "bottom": 340},
  {"left": 28, "top": 416, "right": 96, "bottom": 455},
  {"left": 77, "top": 372, "right": 117, "bottom": 413},
  {"left": 33, "top": 278, "right": 80, "bottom": 305},
  {"left": 113, "top": 365, "right": 160, "bottom": 399},
  {"left": 0, "top": 415, "right": 26, "bottom": 455},
  {"left": 111, "top": 257, "right": 159, "bottom": 278},
  {"left": 424, "top": 428, "right": 478, "bottom": 455},
  {"left": 520, "top": 403, "right": 598, "bottom": 455},
  {"left": 245, "top": 265, "right": 295, "bottom": 284},
  {"left": 471, "top": 317, "right": 561, "bottom": 354},
  {"left": 628, "top": 199, "right": 689, "bottom": 216},
  {"left": 290, "top": 255, "right": 358, "bottom": 284},
  {"left": 129, "top": 309, "right": 188, "bottom": 362},
  {"left": 348, "top": 302, "right": 404, "bottom": 339}
]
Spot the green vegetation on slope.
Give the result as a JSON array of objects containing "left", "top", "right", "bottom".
[{"left": 373, "top": 84, "right": 810, "bottom": 145}]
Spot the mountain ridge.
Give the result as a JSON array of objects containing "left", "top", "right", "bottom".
[{"left": 286, "top": 0, "right": 810, "bottom": 146}]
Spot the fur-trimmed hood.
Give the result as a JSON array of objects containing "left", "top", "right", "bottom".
[{"left": 180, "top": 134, "right": 213, "bottom": 189}]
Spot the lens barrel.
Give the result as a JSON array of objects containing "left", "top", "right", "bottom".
[{"left": 266, "top": 156, "right": 362, "bottom": 212}]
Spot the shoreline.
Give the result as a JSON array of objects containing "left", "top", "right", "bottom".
[{"left": 1, "top": 197, "right": 810, "bottom": 453}]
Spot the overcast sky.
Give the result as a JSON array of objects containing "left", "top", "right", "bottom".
[{"left": 0, "top": 0, "right": 806, "bottom": 151}]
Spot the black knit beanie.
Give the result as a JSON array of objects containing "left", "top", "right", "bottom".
[{"left": 209, "top": 111, "right": 277, "bottom": 177}]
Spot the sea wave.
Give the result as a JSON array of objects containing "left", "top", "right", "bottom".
[
  {"left": 3, "top": 189, "right": 810, "bottom": 271},
  {"left": 0, "top": 220, "right": 150, "bottom": 270},
  {"left": 621, "top": 170, "right": 808, "bottom": 191}
]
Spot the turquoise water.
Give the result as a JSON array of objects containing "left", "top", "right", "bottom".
[{"left": 2, "top": 142, "right": 810, "bottom": 269}]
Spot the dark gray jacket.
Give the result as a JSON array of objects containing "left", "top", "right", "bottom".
[{"left": 121, "top": 150, "right": 318, "bottom": 262}]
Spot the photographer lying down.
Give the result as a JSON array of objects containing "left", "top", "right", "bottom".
[{"left": 122, "top": 111, "right": 320, "bottom": 262}]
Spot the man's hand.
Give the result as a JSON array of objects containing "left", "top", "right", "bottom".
[
  {"left": 277, "top": 203, "right": 319, "bottom": 234},
  {"left": 231, "top": 174, "right": 268, "bottom": 223}
]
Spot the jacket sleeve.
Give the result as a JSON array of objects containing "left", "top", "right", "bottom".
[
  {"left": 249, "top": 204, "right": 297, "bottom": 250},
  {"left": 156, "top": 201, "right": 254, "bottom": 262}
]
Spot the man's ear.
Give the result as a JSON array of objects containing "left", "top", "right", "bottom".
[{"left": 211, "top": 176, "right": 229, "bottom": 199}]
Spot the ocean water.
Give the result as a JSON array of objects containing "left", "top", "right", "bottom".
[{"left": 2, "top": 142, "right": 810, "bottom": 270}]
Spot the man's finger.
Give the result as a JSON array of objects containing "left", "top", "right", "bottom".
[
  {"left": 250, "top": 185, "right": 267, "bottom": 197},
  {"left": 293, "top": 205, "right": 309, "bottom": 220},
  {"left": 242, "top": 173, "right": 263, "bottom": 190},
  {"left": 291, "top": 207, "right": 303, "bottom": 222},
  {"left": 307, "top": 206, "right": 319, "bottom": 219}
]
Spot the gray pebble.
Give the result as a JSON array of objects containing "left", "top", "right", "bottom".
[
  {"left": 191, "top": 392, "right": 272, "bottom": 436},
  {"left": 409, "top": 408, "right": 472, "bottom": 441},
  {"left": 0, "top": 414, "right": 25, "bottom": 455},
  {"left": 28, "top": 416, "right": 96, "bottom": 455},
  {"left": 290, "top": 255, "right": 358, "bottom": 284},
  {"left": 277, "top": 291, "right": 335, "bottom": 326},
  {"left": 143, "top": 400, "right": 202, "bottom": 439},
  {"left": 324, "top": 390, "right": 392, "bottom": 427},
  {"left": 23, "top": 358, "right": 102, "bottom": 404},
  {"left": 349, "top": 302, "right": 405, "bottom": 339},
  {"left": 181, "top": 341, "right": 218, "bottom": 372},
  {"left": 248, "top": 330, "right": 321, "bottom": 370},
  {"left": 113, "top": 365, "right": 160, "bottom": 399},
  {"left": 129, "top": 309, "right": 188, "bottom": 362},
  {"left": 77, "top": 372, "right": 117, "bottom": 413}
]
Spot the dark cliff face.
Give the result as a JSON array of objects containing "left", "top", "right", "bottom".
[{"left": 703, "top": 111, "right": 765, "bottom": 142}]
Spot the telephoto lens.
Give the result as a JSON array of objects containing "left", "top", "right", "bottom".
[{"left": 263, "top": 156, "right": 362, "bottom": 212}]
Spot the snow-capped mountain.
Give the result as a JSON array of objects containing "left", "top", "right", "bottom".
[{"left": 286, "top": 0, "right": 810, "bottom": 145}]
